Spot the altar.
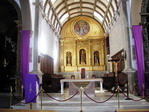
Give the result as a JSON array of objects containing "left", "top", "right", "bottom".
[{"left": 60, "top": 78, "right": 104, "bottom": 95}]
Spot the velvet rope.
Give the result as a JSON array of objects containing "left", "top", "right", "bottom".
[
  {"left": 12, "top": 89, "right": 42, "bottom": 104},
  {"left": 12, "top": 92, "right": 23, "bottom": 102},
  {"left": 83, "top": 91, "right": 115, "bottom": 103},
  {"left": 12, "top": 90, "right": 22, "bottom": 100},
  {"left": 25, "top": 89, "right": 42, "bottom": 104},
  {"left": 45, "top": 91, "right": 79, "bottom": 102},
  {"left": 120, "top": 89, "right": 145, "bottom": 101},
  {"left": 128, "top": 85, "right": 136, "bottom": 94}
]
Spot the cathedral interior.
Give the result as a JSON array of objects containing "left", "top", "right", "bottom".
[{"left": 0, "top": 0, "right": 149, "bottom": 111}]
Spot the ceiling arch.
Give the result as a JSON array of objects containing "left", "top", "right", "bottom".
[{"left": 42, "top": 0, "right": 120, "bottom": 34}]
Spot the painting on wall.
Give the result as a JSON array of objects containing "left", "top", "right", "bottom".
[{"left": 74, "top": 20, "right": 90, "bottom": 36}]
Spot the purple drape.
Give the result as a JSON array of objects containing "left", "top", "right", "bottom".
[
  {"left": 132, "top": 25, "right": 145, "bottom": 95},
  {"left": 25, "top": 74, "right": 39, "bottom": 103},
  {"left": 21, "top": 30, "right": 30, "bottom": 87}
]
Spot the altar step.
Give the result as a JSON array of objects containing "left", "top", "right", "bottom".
[
  {"left": 12, "top": 92, "right": 149, "bottom": 112},
  {"left": 12, "top": 99, "right": 149, "bottom": 112}
]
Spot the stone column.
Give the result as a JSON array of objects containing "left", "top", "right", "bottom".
[
  {"left": 31, "top": 0, "right": 43, "bottom": 84},
  {"left": 32, "top": 0, "right": 40, "bottom": 72},
  {"left": 15, "top": 20, "right": 22, "bottom": 89},
  {"left": 15, "top": 20, "right": 22, "bottom": 74},
  {"left": 121, "top": 0, "right": 134, "bottom": 71},
  {"left": 60, "top": 39, "right": 64, "bottom": 72},
  {"left": 88, "top": 40, "right": 91, "bottom": 66},
  {"left": 121, "top": 0, "right": 136, "bottom": 90}
]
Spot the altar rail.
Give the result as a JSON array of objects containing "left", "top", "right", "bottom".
[{"left": 0, "top": 109, "right": 56, "bottom": 112}]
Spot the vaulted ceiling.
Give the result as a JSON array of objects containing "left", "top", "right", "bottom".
[{"left": 42, "top": 0, "right": 120, "bottom": 34}]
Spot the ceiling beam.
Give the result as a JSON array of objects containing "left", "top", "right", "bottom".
[
  {"left": 48, "top": 0, "right": 62, "bottom": 27},
  {"left": 93, "top": 0, "right": 97, "bottom": 17},
  {"left": 59, "top": 7, "right": 95, "bottom": 20},
  {"left": 102, "top": 0, "right": 113, "bottom": 25},
  {"left": 64, "top": 0, "right": 70, "bottom": 19},
  {"left": 57, "top": 2, "right": 105, "bottom": 17},
  {"left": 55, "top": 1, "right": 107, "bottom": 13},
  {"left": 114, "top": 0, "right": 118, "bottom": 10},
  {"left": 80, "top": 0, "right": 82, "bottom": 15}
]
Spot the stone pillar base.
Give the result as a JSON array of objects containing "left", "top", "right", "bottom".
[{"left": 123, "top": 69, "right": 137, "bottom": 94}]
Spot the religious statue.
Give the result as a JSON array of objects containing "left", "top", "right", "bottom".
[
  {"left": 80, "top": 49, "right": 86, "bottom": 64},
  {"left": 94, "top": 51, "right": 99, "bottom": 65},
  {"left": 66, "top": 52, "right": 72, "bottom": 66}
]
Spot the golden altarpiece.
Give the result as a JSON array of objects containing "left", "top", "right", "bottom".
[{"left": 60, "top": 16, "right": 106, "bottom": 72}]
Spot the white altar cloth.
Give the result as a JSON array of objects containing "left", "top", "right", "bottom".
[{"left": 60, "top": 78, "right": 104, "bottom": 94}]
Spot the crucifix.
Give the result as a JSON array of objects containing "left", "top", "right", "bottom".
[{"left": 108, "top": 58, "right": 123, "bottom": 92}]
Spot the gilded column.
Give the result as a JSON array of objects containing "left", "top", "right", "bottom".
[
  {"left": 74, "top": 40, "right": 77, "bottom": 66},
  {"left": 60, "top": 39, "right": 64, "bottom": 72},
  {"left": 88, "top": 40, "right": 91, "bottom": 65}
]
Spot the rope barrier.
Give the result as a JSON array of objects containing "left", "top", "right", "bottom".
[
  {"left": 44, "top": 90, "right": 79, "bottom": 102},
  {"left": 83, "top": 91, "right": 115, "bottom": 103},
  {"left": 11, "top": 85, "right": 149, "bottom": 107},
  {"left": 128, "top": 84, "right": 135, "bottom": 94},
  {"left": 12, "top": 89, "right": 42, "bottom": 104},
  {"left": 12, "top": 92, "right": 23, "bottom": 102},
  {"left": 25, "top": 89, "right": 42, "bottom": 104},
  {"left": 12, "top": 89, "right": 22, "bottom": 100},
  {"left": 120, "top": 89, "right": 146, "bottom": 101}
]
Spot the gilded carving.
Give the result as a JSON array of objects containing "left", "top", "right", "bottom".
[
  {"left": 79, "top": 49, "right": 86, "bottom": 65},
  {"left": 66, "top": 52, "right": 72, "bottom": 66},
  {"left": 94, "top": 51, "right": 100, "bottom": 65},
  {"left": 60, "top": 16, "right": 106, "bottom": 72}
]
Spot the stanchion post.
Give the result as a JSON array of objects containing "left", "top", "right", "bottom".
[
  {"left": 21, "top": 85, "right": 23, "bottom": 97},
  {"left": 133, "top": 82, "right": 136, "bottom": 95},
  {"left": 125, "top": 83, "right": 132, "bottom": 100},
  {"left": 10, "top": 86, "right": 12, "bottom": 109},
  {"left": 142, "top": 84, "right": 145, "bottom": 97},
  {"left": 30, "top": 103, "right": 32, "bottom": 109},
  {"left": 40, "top": 87, "right": 43, "bottom": 110},
  {"left": 117, "top": 86, "right": 120, "bottom": 109},
  {"left": 80, "top": 87, "right": 83, "bottom": 112}
]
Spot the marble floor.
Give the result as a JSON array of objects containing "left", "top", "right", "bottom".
[{"left": 12, "top": 88, "right": 149, "bottom": 112}]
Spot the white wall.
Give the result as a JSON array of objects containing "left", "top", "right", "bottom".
[
  {"left": 38, "top": 17, "right": 60, "bottom": 73},
  {"left": 109, "top": 1, "right": 137, "bottom": 70},
  {"left": 109, "top": 8, "right": 125, "bottom": 56}
]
